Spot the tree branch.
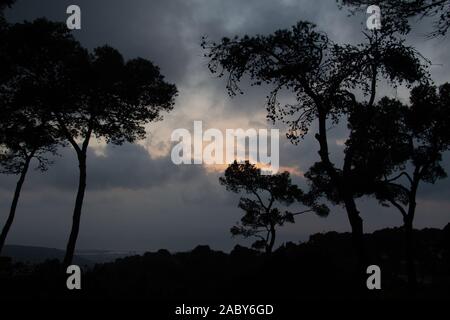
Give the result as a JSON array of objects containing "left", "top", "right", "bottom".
[
  {"left": 291, "top": 209, "right": 315, "bottom": 216},
  {"left": 54, "top": 113, "right": 81, "bottom": 154},
  {"left": 386, "top": 171, "right": 413, "bottom": 185}
]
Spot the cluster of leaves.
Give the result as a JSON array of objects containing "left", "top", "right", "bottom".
[
  {"left": 0, "top": 0, "right": 14, "bottom": 28},
  {"left": 0, "top": 19, "right": 72, "bottom": 175},
  {"left": 202, "top": 21, "right": 428, "bottom": 145},
  {"left": 343, "top": 83, "right": 450, "bottom": 211},
  {"left": 305, "top": 82, "right": 450, "bottom": 209},
  {"left": 202, "top": 22, "right": 329, "bottom": 142},
  {"left": 2, "top": 18, "right": 177, "bottom": 147},
  {"left": 55, "top": 45, "right": 177, "bottom": 147},
  {"left": 0, "top": 107, "right": 58, "bottom": 174}
]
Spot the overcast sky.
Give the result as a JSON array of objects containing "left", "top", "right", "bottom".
[{"left": 1, "top": 0, "right": 449, "bottom": 252}]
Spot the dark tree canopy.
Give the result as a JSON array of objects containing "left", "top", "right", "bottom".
[
  {"left": 408, "top": 83, "right": 450, "bottom": 167},
  {"left": 0, "top": 110, "right": 58, "bottom": 174},
  {"left": 0, "top": 0, "right": 15, "bottom": 82},
  {"left": 310, "top": 83, "right": 450, "bottom": 213},
  {"left": 0, "top": 0, "right": 14, "bottom": 26},
  {"left": 1, "top": 19, "right": 89, "bottom": 111},
  {"left": 0, "top": 19, "right": 177, "bottom": 152},
  {"left": 202, "top": 21, "right": 428, "bottom": 144},
  {"left": 0, "top": 19, "right": 88, "bottom": 173},
  {"left": 220, "top": 161, "right": 328, "bottom": 253},
  {"left": 346, "top": 83, "right": 450, "bottom": 205},
  {"left": 54, "top": 44, "right": 177, "bottom": 148},
  {"left": 304, "top": 97, "right": 413, "bottom": 206}
]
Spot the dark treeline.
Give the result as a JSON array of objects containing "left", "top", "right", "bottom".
[{"left": 1, "top": 225, "right": 449, "bottom": 300}]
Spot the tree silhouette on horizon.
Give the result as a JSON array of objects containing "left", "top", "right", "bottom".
[
  {"left": 0, "top": 19, "right": 74, "bottom": 255},
  {"left": 220, "top": 161, "right": 329, "bottom": 253},
  {"left": 0, "top": 111, "right": 59, "bottom": 255},
  {"left": 52, "top": 45, "right": 178, "bottom": 267},
  {"left": 0, "top": 14, "right": 178, "bottom": 266}
]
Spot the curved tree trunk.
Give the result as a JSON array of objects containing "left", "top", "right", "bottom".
[
  {"left": 317, "top": 113, "right": 366, "bottom": 282},
  {"left": 266, "top": 224, "right": 276, "bottom": 254},
  {"left": 63, "top": 151, "right": 87, "bottom": 268},
  {"left": 0, "top": 152, "right": 33, "bottom": 255},
  {"left": 344, "top": 196, "right": 365, "bottom": 264}
]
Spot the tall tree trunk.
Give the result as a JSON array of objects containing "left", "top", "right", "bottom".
[
  {"left": 342, "top": 147, "right": 366, "bottom": 273},
  {"left": 343, "top": 195, "right": 365, "bottom": 259},
  {"left": 63, "top": 151, "right": 87, "bottom": 268},
  {"left": 0, "top": 152, "right": 33, "bottom": 255},
  {"left": 266, "top": 224, "right": 276, "bottom": 254},
  {"left": 405, "top": 175, "right": 418, "bottom": 289}
]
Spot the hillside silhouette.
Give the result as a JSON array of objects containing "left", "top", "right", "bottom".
[
  {"left": 1, "top": 224, "right": 449, "bottom": 300},
  {"left": 1, "top": 245, "right": 92, "bottom": 265}
]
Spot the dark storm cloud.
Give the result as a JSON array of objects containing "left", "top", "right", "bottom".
[{"left": 5, "top": 0, "right": 362, "bottom": 109}]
